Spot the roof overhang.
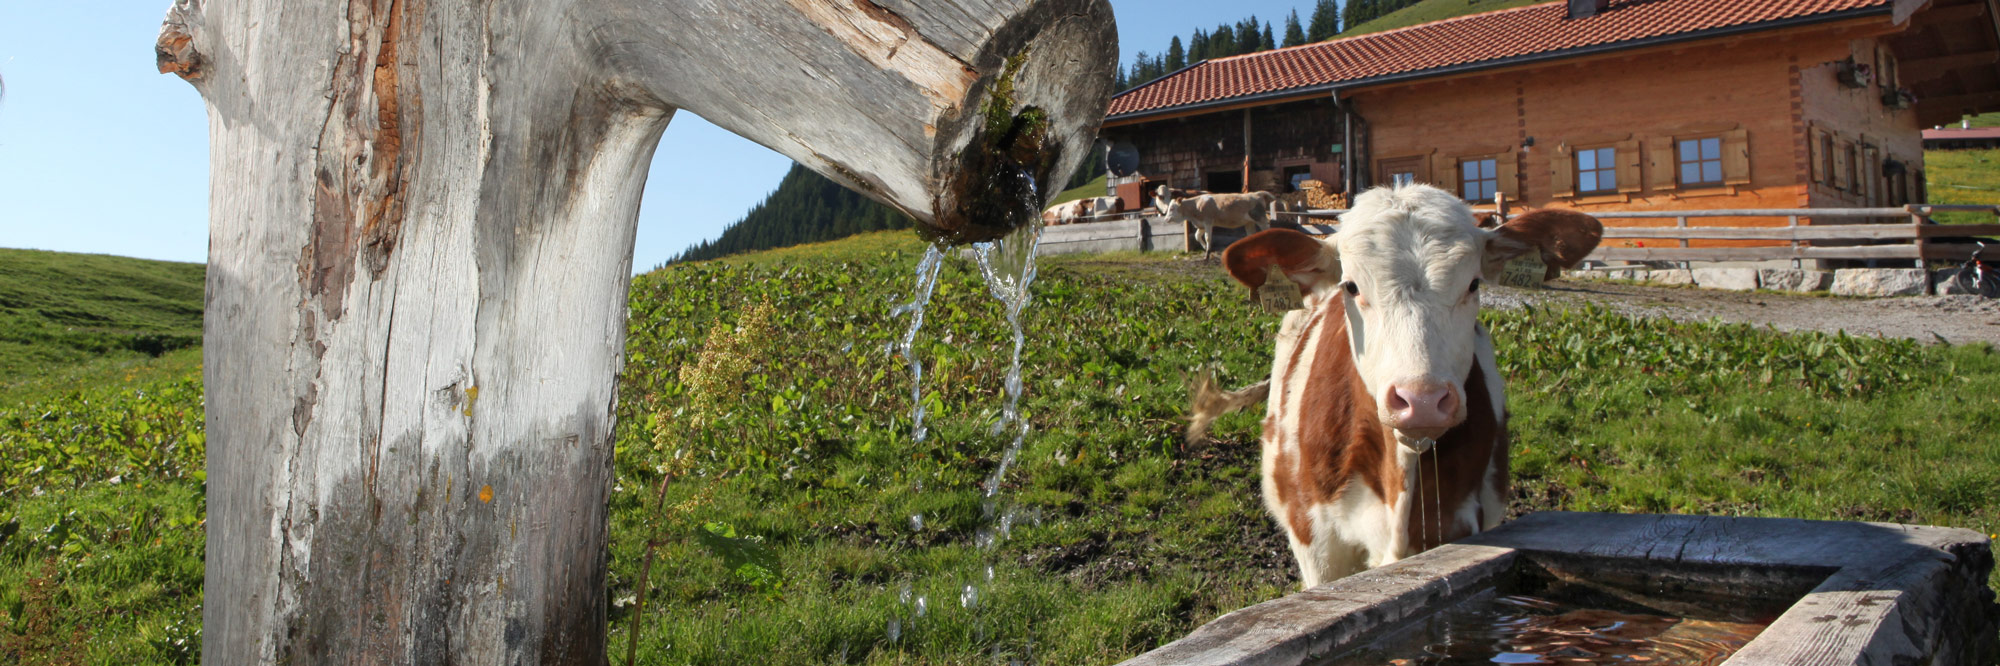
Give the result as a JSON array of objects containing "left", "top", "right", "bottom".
[
  {"left": 1104, "top": 5, "right": 1898, "bottom": 128},
  {"left": 1898, "top": 0, "right": 2000, "bottom": 125}
]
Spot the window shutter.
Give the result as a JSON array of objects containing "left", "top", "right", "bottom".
[
  {"left": 1551, "top": 144, "right": 1575, "bottom": 198},
  {"left": 1807, "top": 126, "right": 1825, "bottom": 184},
  {"left": 1436, "top": 156, "right": 1460, "bottom": 196},
  {"left": 1722, "top": 128, "right": 1751, "bottom": 186},
  {"left": 1833, "top": 140, "right": 1851, "bottom": 192},
  {"left": 1616, "top": 138, "right": 1641, "bottom": 194},
  {"left": 1496, "top": 149, "right": 1520, "bottom": 200},
  {"left": 1647, "top": 137, "right": 1676, "bottom": 191},
  {"left": 1862, "top": 145, "right": 1881, "bottom": 204}
]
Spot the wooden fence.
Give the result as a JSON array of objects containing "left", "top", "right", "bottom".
[{"left": 1277, "top": 205, "right": 2000, "bottom": 266}]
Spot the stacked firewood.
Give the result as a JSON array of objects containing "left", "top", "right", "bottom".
[{"left": 1296, "top": 180, "right": 1348, "bottom": 210}]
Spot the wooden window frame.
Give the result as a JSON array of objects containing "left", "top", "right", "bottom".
[
  {"left": 1819, "top": 132, "right": 1836, "bottom": 189},
  {"left": 1376, "top": 154, "right": 1428, "bottom": 188},
  {"left": 1575, "top": 145, "right": 1620, "bottom": 195},
  {"left": 1674, "top": 135, "right": 1726, "bottom": 188},
  {"left": 1459, "top": 157, "right": 1499, "bottom": 203}
]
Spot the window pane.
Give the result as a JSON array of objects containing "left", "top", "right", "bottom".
[
  {"left": 1578, "top": 150, "right": 1595, "bottom": 170},
  {"left": 1464, "top": 182, "right": 1478, "bottom": 199},
  {"left": 1480, "top": 159, "right": 1496, "bottom": 179},
  {"left": 1703, "top": 161, "right": 1722, "bottom": 183},
  {"left": 1481, "top": 181, "right": 1496, "bottom": 200},
  {"left": 1680, "top": 140, "right": 1698, "bottom": 162},
  {"left": 1682, "top": 163, "right": 1700, "bottom": 184},
  {"left": 1600, "top": 168, "right": 1616, "bottom": 190},
  {"left": 1702, "top": 138, "right": 1721, "bottom": 161},
  {"left": 1579, "top": 172, "right": 1597, "bottom": 192}
]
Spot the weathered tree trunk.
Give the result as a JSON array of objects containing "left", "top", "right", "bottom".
[{"left": 157, "top": 0, "right": 1115, "bottom": 662}]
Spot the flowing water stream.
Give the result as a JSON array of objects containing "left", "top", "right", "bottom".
[{"left": 888, "top": 174, "right": 1045, "bottom": 661}]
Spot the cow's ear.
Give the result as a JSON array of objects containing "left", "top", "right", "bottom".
[
  {"left": 1484, "top": 209, "right": 1603, "bottom": 278},
  {"left": 1223, "top": 229, "right": 1340, "bottom": 296}
]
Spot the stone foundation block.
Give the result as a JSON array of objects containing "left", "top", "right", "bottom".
[
  {"left": 1646, "top": 269, "right": 1695, "bottom": 286},
  {"left": 1831, "top": 268, "right": 1930, "bottom": 297},
  {"left": 1692, "top": 267, "right": 1760, "bottom": 291},
  {"left": 1758, "top": 269, "right": 1833, "bottom": 293}
]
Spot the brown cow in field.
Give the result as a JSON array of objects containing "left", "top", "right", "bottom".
[
  {"left": 1161, "top": 191, "right": 1279, "bottom": 259},
  {"left": 1187, "top": 184, "right": 1601, "bottom": 588}
]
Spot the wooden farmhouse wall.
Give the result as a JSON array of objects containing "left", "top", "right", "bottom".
[
  {"left": 1798, "top": 34, "right": 1928, "bottom": 211},
  {"left": 1353, "top": 28, "right": 1866, "bottom": 244}
]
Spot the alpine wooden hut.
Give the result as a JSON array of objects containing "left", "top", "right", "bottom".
[{"left": 1100, "top": 0, "right": 2000, "bottom": 229}]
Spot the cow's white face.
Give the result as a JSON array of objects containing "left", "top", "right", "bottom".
[
  {"left": 1332, "top": 186, "right": 1487, "bottom": 448},
  {"left": 1160, "top": 198, "right": 1188, "bottom": 226},
  {"left": 1222, "top": 184, "right": 1603, "bottom": 451}
]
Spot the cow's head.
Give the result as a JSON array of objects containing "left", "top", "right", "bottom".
[
  {"left": 1223, "top": 184, "right": 1601, "bottom": 450},
  {"left": 1159, "top": 197, "right": 1190, "bottom": 226}
]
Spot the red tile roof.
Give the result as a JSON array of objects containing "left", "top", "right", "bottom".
[
  {"left": 1107, "top": 0, "right": 1894, "bottom": 120},
  {"left": 1924, "top": 127, "right": 2000, "bottom": 140}
]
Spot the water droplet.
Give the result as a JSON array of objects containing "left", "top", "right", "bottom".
[
  {"left": 960, "top": 584, "right": 979, "bottom": 610},
  {"left": 909, "top": 514, "right": 924, "bottom": 532},
  {"left": 985, "top": 566, "right": 995, "bottom": 582},
  {"left": 914, "top": 596, "right": 928, "bottom": 618},
  {"left": 886, "top": 618, "right": 901, "bottom": 642},
  {"left": 899, "top": 581, "right": 913, "bottom": 605}
]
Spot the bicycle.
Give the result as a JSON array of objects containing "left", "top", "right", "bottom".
[{"left": 1950, "top": 239, "right": 1999, "bottom": 297}]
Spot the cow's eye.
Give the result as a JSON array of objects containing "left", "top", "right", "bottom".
[
  {"left": 1468, "top": 279, "right": 1482, "bottom": 294},
  {"left": 1342, "top": 281, "right": 1360, "bottom": 296}
]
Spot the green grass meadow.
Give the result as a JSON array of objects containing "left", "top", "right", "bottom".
[{"left": 4, "top": 229, "right": 1999, "bottom": 663}]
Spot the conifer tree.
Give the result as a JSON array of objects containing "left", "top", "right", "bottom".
[
  {"left": 1261, "top": 22, "right": 1276, "bottom": 51},
  {"left": 1211, "top": 23, "right": 1236, "bottom": 57},
  {"left": 1166, "top": 36, "right": 1186, "bottom": 71},
  {"left": 1189, "top": 28, "right": 1209, "bottom": 63},
  {"left": 1283, "top": 9, "right": 1307, "bottom": 47},
  {"left": 1310, "top": 0, "right": 1341, "bottom": 40}
]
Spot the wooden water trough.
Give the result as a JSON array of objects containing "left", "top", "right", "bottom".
[{"left": 1118, "top": 512, "right": 1998, "bottom": 666}]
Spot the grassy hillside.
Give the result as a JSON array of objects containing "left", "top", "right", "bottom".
[
  {"left": 1925, "top": 148, "right": 2000, "bottom": 224},
  {"left": 0, "top": 248, "right": 203, "bottom": 398},
  {"left": 1050, "top": 174, "right": 1110, "bottom": 207},
  {"left": 1339, "top": 0, "right": 1548, "bottom": 38},
  {"left": 5, "top": 233, "right": 1997, "bottom": 663}
]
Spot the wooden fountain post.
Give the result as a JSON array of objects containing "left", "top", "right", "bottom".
[{"left": 156, "top": 0, "right": 1115, "bottom": 661}]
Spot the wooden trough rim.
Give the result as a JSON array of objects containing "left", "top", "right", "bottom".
[{"left": 1114, "top": 512, "right": 1994, "bottom": 666}]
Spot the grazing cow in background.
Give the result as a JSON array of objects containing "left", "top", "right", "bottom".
[
  {"left": 1187, "top": 184, "right": 1602, "bottom": 588},
  {"left": 1087, "top": 195, "right": 1125, "bottom": 218},
  {"left": 1162, "top": 191, "right": 1279, "bottom": 259},
  {"left": 1041, "top": 196, "right": 1123, "bottom": 225},
  {"left": 1040, "top": 199, "right": 1090, "bottom": 225}
]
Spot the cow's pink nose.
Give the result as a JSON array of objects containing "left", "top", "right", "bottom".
[{"left": 1387, "top": 383, "right": 1459, "bottom": 431}]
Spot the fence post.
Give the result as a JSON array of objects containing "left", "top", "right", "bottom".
[
  {"left": 1911, "top": 205, "right": 1928, "bottom": 270},
  {"left": 1788, "top": 215, "right": 1801, "bottom": 269},
  {"left": 1677, "top": 215, "right": 1690, "bottom": 270}
]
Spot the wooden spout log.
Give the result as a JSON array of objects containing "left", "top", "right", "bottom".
[{"left": 158, "top": 0, "right": 1116, "bottom": 662}]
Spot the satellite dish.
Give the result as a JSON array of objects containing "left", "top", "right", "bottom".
[{"left": 1106, "top": 141, "right": 1141, "bottom": 177}]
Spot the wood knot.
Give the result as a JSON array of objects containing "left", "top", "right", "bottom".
[{"left": 156, "top": 26, "right": 204, "bottom": 81}]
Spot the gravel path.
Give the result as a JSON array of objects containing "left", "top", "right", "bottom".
[{"left": 1485, "top": 281, "right": 2000, "bottom": 345}]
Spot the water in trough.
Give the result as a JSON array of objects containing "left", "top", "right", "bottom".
[{"left": 1318, "top": 587, "right": 1772, "bottom": 666}]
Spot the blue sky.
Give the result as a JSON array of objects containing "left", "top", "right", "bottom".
[{"left": 0, "top": 1, "right": 1327, "bottom": 269}]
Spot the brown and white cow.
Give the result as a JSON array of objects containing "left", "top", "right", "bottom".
[
  {"left": 1041, "top": 196, "right": 1123, "bottom": 225},
  {"left": 1161, "top": 191, "right": 1279, "bottom": 259},
  {"left": 1189, "top": 184, "right": 1601, "bottom": 588}
]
